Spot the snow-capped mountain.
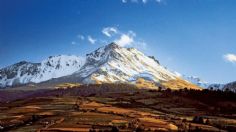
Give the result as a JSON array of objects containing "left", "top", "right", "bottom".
[
  {"left": 172, "top": 72, "right": 209, "bottom": 88},
  {"left": 0, "top": 61, "right": 40, "bottom": 87},
  {"left": 207, "top": 83, "right": 225, "bottom": 90},
  {"left": 172, "top": 72, "right": 225, "bottom": 90},
  {"left": 0, "top": 55, "right": 85, "bottom": 87},
  {"left": 0, "top": 43, "right": 202, "bottom": 89},
  {"left": 222, "top": 81, "right": 236, "bottom": 92},
  {"left": 182, "top": 76, "right": 209, "bottom": 88},
  {"left": 72, "top": 43, "right": 178, "bottom": 84},
  {"left": 31, "top": 55, "right": 85, "bottom": 83}
]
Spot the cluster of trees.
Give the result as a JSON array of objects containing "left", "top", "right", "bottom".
[
  {"left": 149, "top": 87, "right": 236, "bottom": 114},
  {"left": 167, "top": 88, "right": 236, "bottom": 102}
]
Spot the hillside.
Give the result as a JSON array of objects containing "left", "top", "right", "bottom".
[
  {"left": 0, "top": 84, "right": 235, "bottom": 131},
  {"left": 0, "top": 43, "right": 201, "bottom": 90}
]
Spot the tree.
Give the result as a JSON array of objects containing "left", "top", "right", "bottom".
[{"left": 111, "top": 126, "right": 119, "bottom": 132}]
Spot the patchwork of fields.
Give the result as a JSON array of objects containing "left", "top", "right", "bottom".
[{"left": 0, "top": 84, "right": 235, "bottom": 131}]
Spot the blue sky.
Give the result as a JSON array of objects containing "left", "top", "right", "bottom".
[{"left": 0, "top": 0, "right": 236, "bottom": 83}]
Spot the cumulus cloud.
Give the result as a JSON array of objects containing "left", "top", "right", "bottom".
[
  {"left": 223, "top": 54, "right": 236, "bottom": 63},
  {"left": 115, "top": 31, "right": 136, "bottom": 47},
  {"left": 115, "top": 34, "right": 134, "bottom": 47},
  {"left": 88, "top": 36, "right": 96, "bottom": 44},
  {"left": 102, "top": 27, "right": 118, "bottom": 37},
  {"left": 77, "top": 35, "right": 85, "bottom": 40}
]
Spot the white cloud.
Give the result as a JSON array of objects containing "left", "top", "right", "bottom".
[
  {"left": 115, "top": 31, "right": 135, "bottom": 47},
  {"left": 88, "top": 36, "right": 96, "bottom": 44},
  {"left": 102, "top": 27, "right": 118, "bottom": 37},
  {"left": 111, "top": 29, "right": 146, "bottom": 50},
  {"left": 77, "top": 35, "right": 85, "bottom": 40},
  {"left": 76, "top": 26, "right": 147, "bottom": 50},
  {"left": 223, "top": 53, "right": 236, "bottom": 63},
  {"left": 115, "top": 34, "right": 133, "bottom": 47}
]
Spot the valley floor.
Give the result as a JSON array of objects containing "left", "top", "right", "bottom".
[{"left": 0, "top": 84, "right": 236, "bottom": 132}]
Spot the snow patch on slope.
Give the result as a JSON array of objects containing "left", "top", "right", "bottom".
[
  {"left": 173, "top": 72, "right": 226, "bottom": 89},
  {"left": 75, "top": 43, "right": 178, "bottom": 84},
  {"left": 0, "top": 55, "right": 85, "bottom": 87},
  {"left": 31, "top": 55, "right": 85, "bottom": 83}
]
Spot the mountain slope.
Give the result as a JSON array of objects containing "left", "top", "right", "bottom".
[
  {"left": 0, "top": 43, "right": 202, "bottom": 90},
  {"left": 73, "top": 43, "right": 177, "bottom": 83},
  {"left": 0, "top": 55, "right": 85, "bottom": 88},
  {"left": 182, "top": 76, "right": 209, "bottom": 88},
  {"left": 59, "top": 43, "right": 201, "bottom": 90},
  {"left": 0, "top": 61, "right": 40, "bottom": 87},
  {"left": 31, "top": 55, "right": 85, "bottom": 83},
  {"left": 183, "top": 75, "right": 233, "bottom": 91},
  {"left": 175, "top": 73, "right": 225, "bottom": 90},
  {"left": 223, "top": 81, "right": 236, "bottom": 92}
]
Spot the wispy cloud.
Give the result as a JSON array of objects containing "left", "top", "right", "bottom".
[
  {"left": 102, "top": 27, "right": 118, "bottom": 37},
  {"left": 102, "top": 26, "right": 135, "bottom": 47},
  {"left": 101, "top": 26, "right": 147, "bottom": 49},
  {"left": 74, "top": 26, "right": 147, "bottom": 50},
  {"left": 223, "top": 53, "right": 236, "bottom": 63},
  {"left": 88, "top": 35, "right": 96, "bottom": 44},
  {"left": 113, "top": 30, "right": 146, "bottom": 50}
]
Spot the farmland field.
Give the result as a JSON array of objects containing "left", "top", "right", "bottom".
[{"left": 0, "top": 84, "right": 235, "bottom": 132}]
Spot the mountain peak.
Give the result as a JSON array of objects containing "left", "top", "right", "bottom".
[
  {"left": 75, "top": 42, "right": 181, "bottom": 85},
  {"left": 85, "top": 42, "right": 122, "bottom": 62},
  {"left": 105, "top": 42, "right": 121, "bottom": 49},
  {"left": 0, "top": 42, "right": 202, "bottom": 90}
]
